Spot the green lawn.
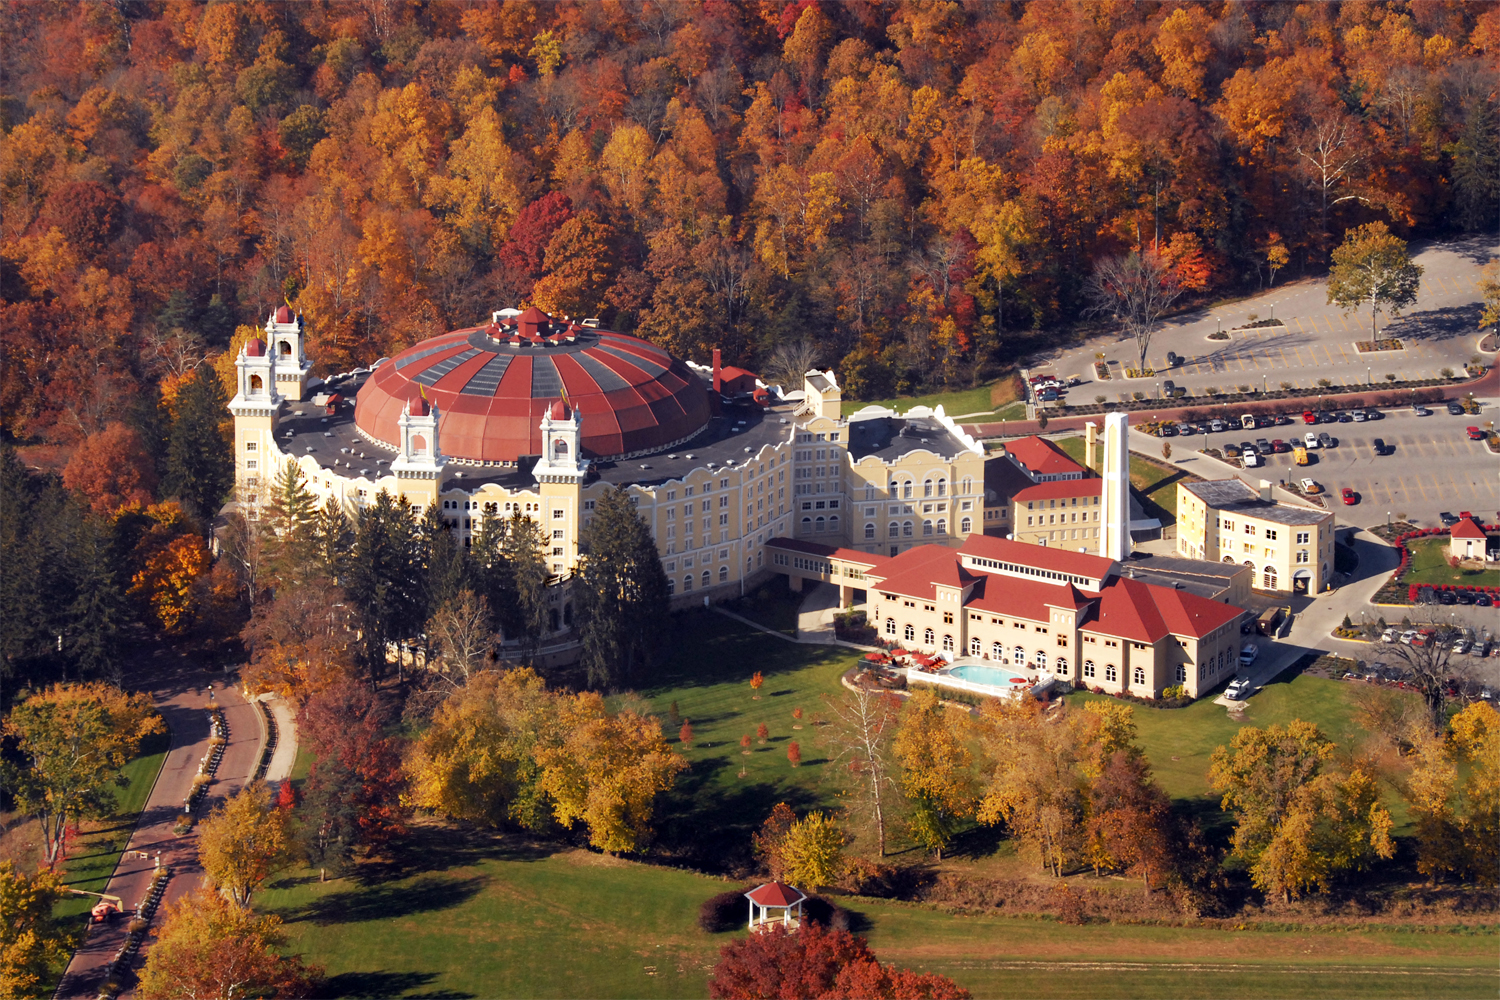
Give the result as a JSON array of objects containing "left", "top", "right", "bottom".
[
  {"left": 841, "top": 383, "right": 997, "bottom": 418},
  {"left": 1401, "top": 537, "right": 1500, "bottom": 588},
  {"left": 642, "top": 608, "right": 862, "bottom": 862},
  {"left": 259, "top": 838, "right": 1497, "bottom": 1000},
  {"left": 54, "top": 728, "right": 171, "bottom": 920},
  {"left": 719, "top": 576, "right": 802, "bottom": 636}
]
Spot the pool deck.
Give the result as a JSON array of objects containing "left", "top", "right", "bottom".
[{"left": 904, "top": 658, "right": 1044, "bottom": 700}]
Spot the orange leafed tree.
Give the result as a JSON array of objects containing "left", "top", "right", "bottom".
[
  {"left": 62, "top": 421, "right": 158, "bottom": 514},
  {"left": 129, "top": 533, "right": 210, "bottom": 635}
]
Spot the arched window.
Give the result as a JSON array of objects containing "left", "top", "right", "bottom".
[
  {"left": 411, "top": 434, "right": 429, "bottom": 457},
  {"left": 924, "top": 479, "right": 934, "bottom": 498},
  {"left": 1174, "top": 664, "right": 1186, "bottom": 682},
  {"left": 865, "top": 522, "right": 876, "bottom": 540},
  {"left": 942, "top": 634, "right": 954, "bottom": 651},
  {"left": 865, "top": 484, "right": 876, "bottom": 500},
  {"left": 1013, "top": 646, "right": 1025, "bottom": 665},
  {"left": 885, "top": 618, "right": 896, "bottom": 636},
  {"left": 960, "top": 517, "right": 972, "bottom": 534},
  {"left": 1083, "top": 660, "right": 1096, "bottom": 678},
  {"left": 829, "top": 515, "right": 839, "bottom": 532},
  {"left": 992, "top": 642, "right": 1004, "bottom": 660},
  {"left": 1133, "top": 666, "right": 1145, "bottom": 685},
  {"left": 1105, "top": 664, "right": 1118, "bottom": 682},
  {"left": 719, "top": 565, "right": 729, "bottom": 582},
  {"left": 970, "top": 636, "right": 982, "bottom": 655},
  {"left": 888, "top": 522, "right": 900, "bottom": 538},
  {"left": 1055, "top": 657, "right": 1069, "bottom": 677},
  {"left": 902, "top": 520, "right": 913, "bottom": 537},
  {"left": 802, "top": 516, "right": 812, "bottom": 529},
  {"left": 1263, "top": 566, "right": 1278, "bottom": 590},
  {"left": 937, "top": 478, "right": 947, "bottom": 497},
  {"left": 1222, "top": 556, "right": 1235, "bottom": 563},
  {"left": 815, "top": 516, "right": 826, "bottom": 533},
  {"left": 922, "top": 519, "right": 933, "bottom": 536},
  {"left": 279, "top": 340, "right": 291, "bottom": 356},
  {"left": 904, "top": 623, "right": 915, "bottom": 641},
  {"left": 683, "top": 574, "right": 694, "bottom": 592},
  {"left": 903, "top": 481, "right": 914, "bottom": 499},
  {"left": 554, "top": 438, "right": 569, "bottom": 457},
  {"left": 1035, "top": 650, "right": 1046, "bottom": 669},
  {"left": 667, "top": 577, "right": 676, "bottom": 595},
  {"left": 923, "top": 628, "right": 935, "bottom": 645},
  {"left": 936, "top": 518, "right": 947, "bottom": 535},
  {"left": 249, "top": 374, "right": 263, "bottom": 393},
  {"left": 702, "top": 570, "right": 712, "bottom": 588}
]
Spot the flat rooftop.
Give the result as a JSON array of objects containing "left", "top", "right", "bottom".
[
  {"left": 1119, "top": 554, "right": 1246, "bottom": 601},
  {"left": 1182, "top": 480, "right": 1330, "bottom": 526},
  {"left": 847, "top": 414, "right": 970, "bottom": 462},
  {"left": 591, "top": 398, "right": 794, "bottom": 487}
]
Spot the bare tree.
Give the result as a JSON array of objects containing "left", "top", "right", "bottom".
[
  {"left": 1085, "top": 249, "right": 1184, "bottom": 373},
  {"left": 218, "top": 499, "right": 269, "bottom": 609},
  {"left": 821, "top": 685, "right": 902, "bottom": 856},
  {"left": 426, "top": 589, "right": 495, "bottom": 689},
  {"left": 1294, "top": 112, "right": 1370, "bottom": 254},
  {"left": 763, "top": 337, "right": 822, "bottom": 391},
  {"left": 1385, "top": 626, "right": 1471, "bottom": 733}
]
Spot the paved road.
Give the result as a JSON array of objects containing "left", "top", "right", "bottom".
[
  {"left": 56, "top": 673, "right": 265, "bottom": 999},
  {"left": 1041, "top": 236, "right": 1498, "bottom": 396}
]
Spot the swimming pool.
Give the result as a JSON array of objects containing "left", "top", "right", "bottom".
[{"left": 947, "top": 663, "right": 1029, "bottom": 687}]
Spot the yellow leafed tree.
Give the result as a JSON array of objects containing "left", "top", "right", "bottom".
[{"left": 197, "top": 784, "right": 289, "bottom": 908}]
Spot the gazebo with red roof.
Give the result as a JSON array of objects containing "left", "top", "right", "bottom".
[{"left": 744, "top": 881, "right": 807, "bottom": 932}]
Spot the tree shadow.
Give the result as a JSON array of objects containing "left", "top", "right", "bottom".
[
  {"left": 352, "top": 825, "right": 554, "bottom": 887},
  {"left": 318, "top": 970, "right": 474, "bottom": 999},
  {"left": 285, "top": 873, "right": 489, "bottom": 926}
]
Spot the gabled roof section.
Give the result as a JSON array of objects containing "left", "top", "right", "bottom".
[
  {"left": 1012, "top": 478, "right": 1104, "bottom": 503},
  {"left": 866, "top": 545, "right": 973, "bottom": 600},
  {"left": 1002, "top": 436, "right": 1086, "bottom": 479},
  {"left": 1085, "top": 576, "right": 1242, "bottom": 643},
  {"left": 966, "top": 572, "right": 1094, "bottom": 618},
  {"left": 1451, "top": 516, "right": 1487, "bottom": 539}
]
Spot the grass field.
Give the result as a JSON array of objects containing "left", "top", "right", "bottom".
[
  {"left": 719, "top": 576, "right": 802, "bottom": 636},
  {"left": 54, "top": 728, "right": 171, "bottom": 920},
  {"left": 1053, "top": 436, "right": 1195, "bottom": 522},
  {"left": 841, "top": 383, "right": 999, "bottom": 419},
  {"left": 260, "top": 837, "right": 1497, "bottom": 1000},
  {"left": 1401, "top": 537, "right": 1500, "bottom": 588}
]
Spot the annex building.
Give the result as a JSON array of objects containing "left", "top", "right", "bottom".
[
  {"left": 770, "top": 533, "right": 1244, "bottom": 700},
  {"left": 229, "top": 306, "right": 986, "bottom": 606},
  {"left": 1175, "top": 479, "right": 1335, "bottom": 594}
]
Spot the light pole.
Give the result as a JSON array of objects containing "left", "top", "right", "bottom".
[
  {"left": 1386, "top": 512, "right": 1391, "bottom": 529},
  {"left": 1367, "top": 366, "right": 1371, "bottom": 385}
]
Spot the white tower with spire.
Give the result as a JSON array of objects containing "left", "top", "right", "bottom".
[
  {"left": 264, "top": 305, "right": 313, "bottom": 401},
  {"left": 533, "top": 398, "right": 585, "bottom": 481},
  {"left": 1100, "top": 412, "right": 1132, "bottom": 562},
  {"left": 391, "top": 393, "right": 445, "bottom": 478}
]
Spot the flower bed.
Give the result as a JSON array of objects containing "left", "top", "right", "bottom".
[
  {"left": 1380, "top": 527, "right": 1500, "bottom": 606},
  {"left": 1093, "top": 361, "right": 1111, "bottom": 380},
  {"left": 182, "top": 707, "right": 227, "bottom": 818},
  {"left": 97, "top": 863, "right": 172, "bottom": 999},
  {"left": 1207, "top": 331, "right": 1230, "bottom": 340},
  {"left": 1229, "top": 318, "right": 1285, "bottom": 331},
  {"left": 1354, "top": 338, "right": 1405, "bottom": 352},
  {"left": 1123, "top": 367, "right": 1155, "bottom": 378}
]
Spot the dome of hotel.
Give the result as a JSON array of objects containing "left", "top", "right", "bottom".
[{"left": 353, "top": 311, "right": 712, "bottom": 463}]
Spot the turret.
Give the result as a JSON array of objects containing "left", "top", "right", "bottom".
[
  {"left": 391, "top": 393, "right": 446, "bottom": 481},
  {"left": 264, "top": 305, "right": 313, "bottom": 401},
  {"left": 533, "top": 397, "right": 585, "bottom": 481}
]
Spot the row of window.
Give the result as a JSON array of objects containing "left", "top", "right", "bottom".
[{"left": 667, "top": 566, "right": 732, "bottom": 594}]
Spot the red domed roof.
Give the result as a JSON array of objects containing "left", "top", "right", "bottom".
[
  {"left": 547, "top": 398, "right": 570, "bottom": 420},
  {"left": 408, "top": 393, "right": 430, "bottom": 417},
  {"left": 274, "top": 305, "right": 294, "bottom": 324},
  {"left": 244, "top": 338, "right": 267, "bottom": 357},
  {"left": 354, "top": 317, "right": 710, "bottom": 463}
]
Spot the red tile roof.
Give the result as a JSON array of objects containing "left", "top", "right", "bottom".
[
  {"left": 244, "top": 338, "right": 266, "bottom": 357},
  {"left": 866, "top": 545, "right": 973, "bottom": 600},
  {"left": 966, "top": 572, "right": 1093, "bottom": 617},
  {"left": 1002, "top": 436, "right": 1087, "bottom": 478},
  {"left": 1149, "top": 583, "right": 1244, "bottom": 639},
  {"left": 767, "top": 538, "right": 889, "bottom": 567},
  {"left": 1012, "top": 479, "right": 1103, "bottom": 503},
  {"left": 959, "top": 533, "right": 1117, "bottom": 579},
  {"left": 1451, "top": 516, "right": 1487, "bottom": 539},
  {"left": 745, "top": 882, "right": 807, "bottom": 906},
  {"left": 274, "top": 305, "right": 293, "bottom": 324},
  {"left": 1086, "top": 576, "right": 1240, "bottom": 642}
]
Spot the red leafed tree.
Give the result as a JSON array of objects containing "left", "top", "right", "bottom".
[
  {"left": 497, "top": 191, "right": 574, "bottom": 282},
  {"left": 679, "top": 720, "right": 694, "bottom": 746},
  {"left": 62, "top": 421, "right": 158, "bottom": 514},
  {"left": 787, "top": 741, "right": 801, "bottom": 767},
  {"left": 1086, "top": 750, "right": 1176, "bottom": 892},
  {"left": 298, "top": 681, "right": 408, "bottom": 846},
  {"left": 708, "top": 923, "right": 970, "bottom": 1000}
]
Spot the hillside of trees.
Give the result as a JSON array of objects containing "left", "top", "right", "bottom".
[{"left": 3, "top": 1, "right": 1498, "bottom": 456}]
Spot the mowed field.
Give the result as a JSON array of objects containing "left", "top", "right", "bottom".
[{"left": 259, "top": 840, "right": 1497, "bottom": 1000}]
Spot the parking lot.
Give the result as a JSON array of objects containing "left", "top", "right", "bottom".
[{"left": 1177, "top": 408, "right": 1499, "bottom": 530}]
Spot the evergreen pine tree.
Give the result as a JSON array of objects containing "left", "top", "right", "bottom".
[
  {"left": 0, "top": 447, "right": 49, "bottom": 693},
  {"left": 162, "top": 366, "right": 232, "bottom": 522},
  {"left": 576, "top": 486, "right": 669, "bottom": 689},
  {"left": 345, "top": 492, "right": 421, "bottom": 684},
  {"left": 417, "top": 503, "right": 468, "bottom": 626},
  {"left": 311, "top": 496, "right": 353, "bottom": 584},
  {"left": 1451, "top": 99, "right": 1499, "bottom": 235},
  {"left": 261, "top": 459, "right": 319, "bottom": 589},
  {"left": 499, "top": 511, "right": 549, "bottom": 662},
  {"left": 469, "top": 511, "right": 514, "bottom": 620},
  {"left": 63, "top": 511, "right": 129, "bottom": 681}
]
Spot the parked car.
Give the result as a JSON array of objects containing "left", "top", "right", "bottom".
[
  {"left": 1243, "top": 451, "right": 1262, "bottom": 467},
  {"left": 1372, "top": 437, "right": 1387, "bottom": 456},
  {"left": 1300, "top": 478, "right": 1322, "bottom": 494},
  {"left": 1380, "top": 628, "right": 1397, "bottom": 643},
  {"left": 1209, "top": 419, "right": 1227, "bottom": 433},
  {"left": 1364, "top": 408, "right": 1383, "bottom": 420},
  {"left": 1160, "top": 422, "right": 1178, "bottom": 436},
  {"left": 1467, "top": 426, "right": 1485, "bottom": 440},
  {"left": 1241, "top": 441, "right": 1258, "bottom": 455},
  {"left": 1439, "top": 590, "right": 1457, "bottom": 606},
  {"left": 1477, "top": 640, "right": 1493, "bottom": 657},
  {"left": 1457, "top": 590, "right": 1475, "bottom": 605},
  {"left": 1256, "top": 437, "right": 1271, "bottom": 453},
  {"left": 1239, "top": 643, "right": 1260, "bottom": 667},
  {"left": 1166, "top": 350, "right": 1180, "bottom": 367},
  {"left": 1163, "top": 380, "right": 1175, "bottom": 396},
  {"left": 1318, "top": 431, "right": 1335, "bottom": 448},
  {"left": 1302, "top": 409, "right": 1317, "bottom": 424},
  {"left": 1352, "top": 410, "right": 1368, "bottom": 422},
  {"left": 1447, "top": 400, "right": 1465, "bottom": 415},
  {"left": 1338, "top": 411, "right": 1354, "bottom": 423},
  {"left": 1440, "top": 511, "right": 1460, "bottom": 526},
  {"left": 1398, "top": 630, "right": 1418, "bottom": 645},
  {"left": 1275, "top": 414, "right": 1293, "bottom": 426},
  {"left": 1225, "top": 677, "right": 1253, "bottom": 700},
  {"left": 1304, "top": 432, "right": 1320, "bottom": 448},
  {"left": 1412, "top": 404, "right": 1432, "bottom": 416},
  {"left": 1477, "top": 595, "right": 1494, "bottom": 608},
  {"left": 1271, "top": 438, "right": 1289, "bottom": 453},
  {"left": 1037, "top": 388, "right": 1061, "bottom": 401},
  {"left": 1341, "top": 487, "right": 1358, "bottom": 505},
  {"left": 1452, "top": 638, "right": 1471, "bottom": 655}
]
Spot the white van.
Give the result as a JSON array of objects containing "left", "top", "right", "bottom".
[{"left": 1239, "top": 642, "right": 1259, "bottom": 667}]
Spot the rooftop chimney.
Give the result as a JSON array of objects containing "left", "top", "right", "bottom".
[
  {"left": 713, "top": 348, "right": 722, "bottom": 393},
  {"left": 1259, "top": 479, "right": 1273, "bottom": 503}
]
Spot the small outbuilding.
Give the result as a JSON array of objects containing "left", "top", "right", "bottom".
[
  {"left": 1450, "top": 516, "right": 1488, "bottom": 560},
  {"left": 744, "top": 881, "right": 807, "bottom": 932}
]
